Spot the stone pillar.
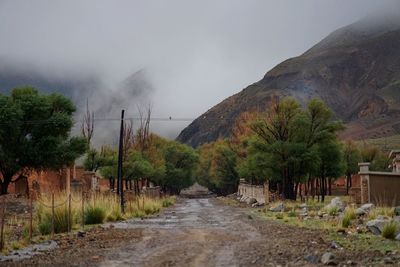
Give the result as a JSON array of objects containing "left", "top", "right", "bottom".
[
  {"left": 358, "top": 163, "right": 370, "bottom": 204},
  {"left": 264, "top": 181, "right": 269, "bottom": 204}
]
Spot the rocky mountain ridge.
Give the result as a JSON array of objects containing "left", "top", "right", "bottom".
[{"left": 177, "top": 14, "right": 400, "bottom": 147}]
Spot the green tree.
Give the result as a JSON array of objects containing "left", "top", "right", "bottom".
[
  {"left": 162, "top": 141, "right": 198, "bottom": 194},
  {"left": 359, "top": 144, "right": 390, "bottom": 171},
  {"left": 237, "top": 137, "right": 272, "bottom": 185},
  {"left": 315, "top": 140, "right": 344, "bottom": 201},
  {"left": 197, "top": 140, "right": 239, "bottom": 195},
  {"left": 124, "top": 150, "right": 155, "bottom": 182},
  {"left": 84, "top": 148, "right": 105, "bottom": 172},
  {"left": 343, "top": 140, "right": 362, "bottom": 194},
  {"left": 246, "top": 98, "right": 343, "bottom": 200},
  {"left": 0, "top": 87, "right": 87, "bottom": 194}
]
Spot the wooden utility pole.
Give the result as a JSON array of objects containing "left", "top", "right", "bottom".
[
  {"left": 117, "top": 110, "right": 125, "bottom": 213},
  {"left": 66, "top": 166, "right": 71, "bottom": 196}
]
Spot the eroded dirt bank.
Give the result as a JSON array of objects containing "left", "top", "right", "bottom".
[{"left": 3, "top": 198, "right": 396, "bottom": 266}]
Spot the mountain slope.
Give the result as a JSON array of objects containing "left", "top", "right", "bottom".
[{"left": 177, "top": 14, "right": 400, "bottom": 147}]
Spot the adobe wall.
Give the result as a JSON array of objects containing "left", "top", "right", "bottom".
[
  {"left": 238, "top": 183, "right": 268, "bottom": 204},
  {"left": 8, "top": 166, "right": 98, "bottom": 196}
]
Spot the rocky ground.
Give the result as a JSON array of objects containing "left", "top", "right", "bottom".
[{"left": 1, "top": 197, "right": 399, "bottom": 267}]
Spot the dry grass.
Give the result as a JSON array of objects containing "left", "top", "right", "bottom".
[
  {"left": 367, "top": 207, "right": 394, "bottom": 220},
  {"left": 1, "top": 192, "right": 176, "bottom": 253}
]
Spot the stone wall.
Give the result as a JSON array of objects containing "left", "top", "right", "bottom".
[{"left": 238, "top": 182, "right": 268, "bottom": 204}]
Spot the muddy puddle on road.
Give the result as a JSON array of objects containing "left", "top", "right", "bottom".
[{"left": 111, "top": 198, "right": 228, "bottom": 230}]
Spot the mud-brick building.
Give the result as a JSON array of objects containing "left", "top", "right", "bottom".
[{"left": 8, "top": 166, "right": 99, "bottom": 196}]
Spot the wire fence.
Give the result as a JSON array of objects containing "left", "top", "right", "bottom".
[{"left": 0, "top": 188, "right": 164, "bottom": 251}]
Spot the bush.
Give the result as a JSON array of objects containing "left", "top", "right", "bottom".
[
  {"left": 275, "top": 213, "right": 284, "bottom": 220},
  {"left": 381, "top": 222, "right": 398, "bottom": 239},
  {"left": 85, "top": 205, "right": 106, "bottom": 225}
]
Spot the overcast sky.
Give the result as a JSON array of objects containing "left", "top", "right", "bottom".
[{"left": 0, "top": 0, "right": 398, "bottom": 139}]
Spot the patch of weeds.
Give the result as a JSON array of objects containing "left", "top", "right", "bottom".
[
  {"left": 131, "top": 209, "right": 146, "bottom": 218},
  {"left": 162, "top": 197, "right": 176, "bottom": 207},
  {"left": 325, "top": 206, "right": 339, "bottom": 216},
  {"left": 275, "top": 213, "right": 284, "bottom": 220},
  {"left": 288, "top": 210, "right": 296, "bottom": 217},
  {"left": 329, "top": 231, "right": 400, "bottom": 253},
  {"left": 10, "top": 241, "right": 21, "bottom": 250}
]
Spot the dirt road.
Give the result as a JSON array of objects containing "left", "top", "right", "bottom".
[{"left": 4, "top": 198, "right": 393, "bottom": 266}]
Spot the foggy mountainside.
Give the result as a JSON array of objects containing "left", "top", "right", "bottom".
[
  {"left": 0, "top": 62, "right": 153, "bottom": 145},
  {"left": 177, "top": 12, "right": 400, "bottom": 147}
]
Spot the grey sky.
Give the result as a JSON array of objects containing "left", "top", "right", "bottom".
[{"left": 0, "top": 0, "right": 398, "bottom": 139}]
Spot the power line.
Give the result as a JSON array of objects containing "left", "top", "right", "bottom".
[{"left": 0, "top": 115, "right": 227, "bottom": 126}]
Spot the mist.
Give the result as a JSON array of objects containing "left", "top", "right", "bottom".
[{"left": 0, "top": 0, "right": 398, "bottom": 144}]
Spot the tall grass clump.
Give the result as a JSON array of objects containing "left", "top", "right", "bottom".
[
  {"left": 341, "top": 207, "right": 357, "bottom": 228},
  {"left": 143, "top": 197, "right": 162, "bottom": 215},
  {"left": 162, "top": 196, "right": 176, "bottom": 207},
  {"left": 37, "top": 194, "right": 75, "bottom": 235},
  {"left": 341, "top": 215, "right": 351, "bottom": 228},
  {"left": 84, "top": 205, "right": 106, "bottom": 224},
  {"left": 37, "top": 206, "right": 73, "bottom": 235},
  {"left": 381, "top": 221, "right": 398, "bottom": 239},
  {"left": 93, "top": 194, "right": 124, "bottom": 222}
]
